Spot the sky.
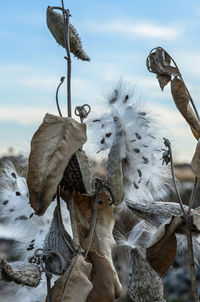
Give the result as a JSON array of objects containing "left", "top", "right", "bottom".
[{"left": 1, "top": 1, "right": 200, "bottom": 162}]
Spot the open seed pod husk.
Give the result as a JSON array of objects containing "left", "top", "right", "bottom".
[
  {"left": 43, "top": 206, "right": 75, "bottom": 275},
  {"left": 128, "top": 248, "right": 165, "bottom": 302},
  {"left": 27, "top": 114, "right": 87, "bottom": 216},
  {"left": 60, "top": 149, "right": 93, "bottom": 195},
  {"left": 48, "top": 255, "right": 93, "bottom": 302},
  {"left": 146, "top": 215, "right": 183, "bottom": 276},
  {"left": 66, "top": 192, "right": 122, "bottom": 299},
  {"left": 87, "top": 251, "right": 122, "bottom": 302},
  {"left": 106, "top": 116, "right": 124, "bottom": 205},
  {"left": 46, "top": 7, "right": 90, "bottom": 61}
]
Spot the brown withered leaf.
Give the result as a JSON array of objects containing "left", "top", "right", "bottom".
[
  {"left": 157, "top": 74, "right": 171, "bottom": 91},
  {"left": 87, "top": 251, "right": 121, "bottom": 302},
  {"left": 171, "top": 77, "right": 200, "bottom": 140},
  {"left": 48, "top": 255, "right": 93, "bottom": 302},
  {"left": 46, "top": 7, "right": 90, "bottom": 61},
  {"left": 27, "top": 114, "right": 87, "bottom": 216},
  {"left": 66, "top": 192, "right": 122, "bottom": 298},
  {"left": 147, "top": 47, "right": 179, "bottom": 77},
  {"left": 146, "top": 215, "right": 183, "bottom": 276},
  {"left": 191, "top": 140, "right": 200, "bottom": 176}
]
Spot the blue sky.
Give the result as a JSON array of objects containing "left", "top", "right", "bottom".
[{"left": 1, "top": 0, "right": 200, "bottom": 162}]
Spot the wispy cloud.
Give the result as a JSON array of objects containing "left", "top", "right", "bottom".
[{"left": 85, "top": 20, "right": 183, "bottom": 40}]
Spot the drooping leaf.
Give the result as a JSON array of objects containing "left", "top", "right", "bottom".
[
  {"left": 87, "top": 251, "right": 121, "bottom": 302},
  {"left": 157, "top": 74, "right": 171, "bottom": 91},
  {"left": 146, "top": 215, "right": 183, "bottom": 276},
  {"left": 66, "top": 192, "right": 122, "bottom": 299},
  {"left": 146, "top": 47, "right": 179, "bottom": 78},
  {"left": 46, "top": 7, "right": 90, "bottom": 61},
  {"left": 171, "top": 77, "right": 200, "bottom": 140},
  {"left": 27, "top": 114, "right": 87, "bottom": 216},
  {"left": 0, "top": 259, "right": 41, "bottom": 287},
  {"left": 191, "top": 139, "right": 200, "bottom": 176},
  {"left": 48, "top": 255, "right": 93, "bottom": 302},
  {"left": 128, "top": 248, "right": 165, "bottom": 302}
]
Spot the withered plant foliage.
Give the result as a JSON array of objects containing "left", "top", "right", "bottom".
[{"left": 2, "top": 5, "right": 200, "bottom": 302}]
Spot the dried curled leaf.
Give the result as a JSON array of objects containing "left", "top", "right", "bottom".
[
  {"left": 146, "top": 216, "right": 183, "bottom": 276},
  {"left": 171, "top": 77, "right": 200, "bottom": 140},
  {"left": 0, "top": 259, "right": 41, "bottom": 287},
  {"left": 48, "top": 255, "right": 93, "bottom": 302},
  {"left": 46, "top": 7, "right": 90, "bottom": 61},
  {"left": 69, "top": 192, "right": 122, "bottom": 299},
  {"left": 128, "top": 248, "right": 165, "bottom": 302},
  {"left": 27, "top": 114, "right": 87, "bottom": 216},
  {"left": 146, "top": 47, "right": 179, "bottom": 90},
  {"left": 87, "top": 251, "right": 121, "bottom": 302},
  {"left": 191, "top": 139, "right": 200, "bottom": 176}
]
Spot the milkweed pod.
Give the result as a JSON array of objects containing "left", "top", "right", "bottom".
[{"left": 46, "top": 7, "right": 90, "bottom": 61}]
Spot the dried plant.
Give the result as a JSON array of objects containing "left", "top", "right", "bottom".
[{"left": 1, "top": 4, "right": 200, "bottom": 302}]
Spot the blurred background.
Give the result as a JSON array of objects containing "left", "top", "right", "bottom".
[
  {"left": 1, "top": 0, "right": 200, "bottom": 301},
  {"left": 0, "top": 1, "right": 200, "bottom": 162}
]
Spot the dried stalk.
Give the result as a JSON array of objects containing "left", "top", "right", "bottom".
[
  {"left": 61, "top": 0, "right": 71, "bottom": 117},
  {"left": 165, "top": 138, "right": 199, "bottom": 301}
]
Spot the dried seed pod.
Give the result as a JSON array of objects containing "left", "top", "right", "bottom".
[
  {"left": 106, "top": 117, "right": 124, "bottom": 205},
  {"left": 27, "top": 114, "right": 87, "bottom": 216},
  {"left": 75, "top": 149, "right": 93, "bottom": 195},
  {"left": 43, "top": 206, "right": 75, "bottom": 275},
  {"left": 46, "top": 7, "right": 90, "bottom": 61},
  {"left": 128, "top": 248, "right": 165, "bottom": 302},
  {"left": 191, "top": 139, "right": 200, "bottom": 176},
  {"left": 126, "top": 199, "right": 195, "bottom": 227},
  {"left": 146, "top": 216, "right": 183, "bottom": 276},
  {"left": 0, "top": 259, "right": 41, "bottom": 287},
  {"left": 171, "top": 77, "right": 200, "bottom": 139}
]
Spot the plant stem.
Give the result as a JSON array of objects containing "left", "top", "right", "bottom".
[
  {"left": 186, "top": 216, "right": 199, "bottom": 302},
  {"left": 188, "top": 177, "right": 198, "bottom": 214},
  {"left": 61, "top": 0, "right": 71, "bottom": 117},
  {"left": 166, "top": 138, "right": 185, "bottom": 215}
]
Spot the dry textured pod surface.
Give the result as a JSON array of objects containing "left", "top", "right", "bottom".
[
  {"left": 46, "top": 7, "right": 90, "bottom": 61},
  {"left": 146, "top": 216, "right": 183, "bottom": 276},
  {"left": 87, "top": 251, "right": 121, "bottom": 302},
  {"left": 0, "top": 260, "right": 41, "bottom": 287},
  {"left": 107, "top": 118, "right": 124, "bottom": 205},
  {"left": 126, "top": 199, "right": 195, "bottom": 227},
  {"left": 75, "top": 149, "right": 93, "bottom": 195},
  {"left": 27, "top": 114, "right": 87, "bottom": 216},
  {"left": 128, "top": 248, "right": 165, "bottom": 302},
  {"left": 48, "top": 255, "right": 93, "bottom": 302},
  {"left": 43, "top": 206, "right": 74, "bottom": 275},
  {"left": 70, "top": 192, "right": 122, "bottom": 298},
  {"left": 171, "top": 77, "right": 200, "bottom": 140},
  {"left": 191, "top": 139, "right": 200, "bottom": 176}
]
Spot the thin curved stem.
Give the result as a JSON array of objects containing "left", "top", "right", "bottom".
[
  {"left": 165, "top": 138, "right": 186, "bottom": 215},
  {"left": 56, "top": 77, "right": 65, "bottom": 117},
  {"left": 188, "top": 177, "right": 198, "bottom": 214}
]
